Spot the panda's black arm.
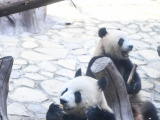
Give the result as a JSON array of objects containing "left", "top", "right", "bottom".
[
  {"left": 86, "top": 55, "right": 106, "bottom": 79},
  {"left": 63, "top": 114, "right": 87, "bottom": 120},
  {"left": 46, "top": 103, "right": 63, "bottom": 120},
  {"left": 123, "top": 60, "right": 141, "bottom": 94}
]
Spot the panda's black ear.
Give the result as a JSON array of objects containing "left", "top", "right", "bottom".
[
  {"left": 75, "top": 68, "right": 82, "bottom": 77},
  {"left": 98, "top": 27, "right": 108, "bottom": 38},
  {"left": 98, "top": 77, "right": 108, "bottom": 91},
  {"left": 117, "top": 28, "right": 121, "bottom": 30}
]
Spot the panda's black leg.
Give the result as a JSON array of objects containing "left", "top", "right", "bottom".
[
  {"left": 143, "top": 102, "right": 159, "bottom": 120},
  {"left": 86, "top": 106, "right": 116, "bottom": 120},
  {"left": 46, "top": 103, "right": 63, "bottom": 120}
]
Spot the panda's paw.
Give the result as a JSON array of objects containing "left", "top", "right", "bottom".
[
  {"left": 86, "top": 106, "right": 116, "bottom": 120},
  {"left": 46, "top": 103, "right": 63, "bottom": 120},
  {"left": 126, "top": 84, "right": 132, "bottom": 94}
]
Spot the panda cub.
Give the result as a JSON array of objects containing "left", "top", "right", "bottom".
[
  {"left": 46, "top": 70, "right": 116, "bottom": 120},
  {"left": 86, "top": 28, "right": 159, "bottom": 120}
]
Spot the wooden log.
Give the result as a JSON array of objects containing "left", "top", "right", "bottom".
[
  {"left": 91, "top": 57, "right": 134, "bottom": 120},
  {"left": 0, "top": 7, "right": 46, "bottom": 35},
  {"left": 0, "top": 0, "right": 63, "bottom": 17},
  {"left": 0, "top": 56, "right": 14, "bottom": 120}
]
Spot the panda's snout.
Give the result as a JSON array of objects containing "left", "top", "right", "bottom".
[
  {"left": 60, "top": 98, "right": 67, "bottom": 104},
  {"left": 128, "top": 45, "right": 133, "bottom": 50}
]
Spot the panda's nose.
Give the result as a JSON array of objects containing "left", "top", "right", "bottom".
[
  {"left": 60, "top": 99, "right": 67, "bottom": 104},
  {"left": 129, "top": 45, "right": 133, "bottom": 50}
]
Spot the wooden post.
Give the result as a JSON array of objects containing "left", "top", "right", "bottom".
[
  {"left": 0, "top": 0, "right": 63, "bottom": 17},
  {"left": 0, "top": 56, "right": 13, "bottom": 120},
  {"left": 157, "top": 45, "right": 160, "bottom": 57},
  {"left": 91, "top": 57, "right": 134, "bottom": 120}
]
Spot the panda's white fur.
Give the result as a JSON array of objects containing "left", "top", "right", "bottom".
[
  {"left": 59, "top": 76, "right": 112, "bottom": 117},
  {"left": 94, "top": 29, "right": 133, "bottom": 60}
]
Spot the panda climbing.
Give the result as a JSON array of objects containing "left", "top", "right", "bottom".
[
  {"left": 46, "top": 70, "right": 116, "bottom": 120},
  {"left": 86, "top": 28, "right": 159, "bottom": 120},
  {"left": 86, "top": 27, "right": 141, "bottom": 94}
]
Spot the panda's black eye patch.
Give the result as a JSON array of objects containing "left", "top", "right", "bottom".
[
  {"left": 118, "top": 38, "right": 124, "bottom": 46},
  {"left": 61, "top": 88, "right": 68, "bottom": 96},
  {"left": 74, "top": 91, "right": 81, "bottom": 103}
]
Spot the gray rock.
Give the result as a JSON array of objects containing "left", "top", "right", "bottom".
[
  {"left": 34, "top": 48, "right": 68, "bottom": 60},
  {"left": 11, "top": 70, "right": 22, "bottom": 79},
  {"left": 22, "top": 65, "right": 40, "bottom": 73},
  {"left": 40, "top": 71, "right": 53, "bottom": 77},
  {"left": 130, "top": 58, "right": 147, "bottom": 65},
  {"left": 40, "top": 80, "right": 65, "bottom": 95},
  {"left": 155, "top": 86, "right": 160, "bottom": 94},
  {"left": 13, "top": 65, "right": 21, "bottom": 70},
  {"left": 38, "top": 61, "right": 57, "bottom": 72},
  {"left": 36, "top": 114, "right": 46, "bottom": 119},
  {"left": 14, "top": 59, "right": 28, "bottom": 65},
  {"left": 56, "top": 69, "right": 75, "bottom": 78},
  {"left": 131, "top": 40, "right": 150, "bottom": 50},
  {"left": 27, "top": 104, "right": 46, "bottom": 114},
  {"left": 39, "top": 40, "right": 64, "bottom": 48},
  {"left": 24, "top": 73, "right": 47, "bottom": 81},
  {"left": 141, "top": 80, "right": 154, "bottom": 90},
  {"left": 21, "top": 51, "right": 55, "bottom": 61},
  {"left": 154, "top": 93, "right": 160, "bottom": 102},
  {"left": 58, "top": 59, "right": 76, "bottom": 70},
  {"left": 138, "top": 50, "right": 160, "bottom": 61},
  {"left": 21, "top": 37, "right": 37, "bottom": 42},
  {"left": 22, "top": 42, "right": 38, "bottom": 48},
  {"left": 9, "top": 87, "right": 48, "bottom": 102},
  {"left": 71, "top": 49, "right": 87, "bottom": 55},
  {"left": 147, "top": 62, "right": 160, "bottom": 71},
  {"left": 8, "top": 115, "right": 22, "bottom": 120},
  {"left": 7, "top": 103, "right": 28, "bottom": 116},
  {"left": 141, "top": 66, "right": 160, "bottom": 79},
  {"left": 140, "top": 90, "right": 151, "bottom": 99},
  {"left": 13, "top": 78, "right": 35, "bottom": 87},
  {"left": 42, "top": 101, "right": 53, "bottom": 110},
  {"left": 77, "top": 55, "right": 91, "bottom": 63}
]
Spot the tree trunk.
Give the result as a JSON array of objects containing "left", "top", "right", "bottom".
[
  {"left": 0, "top": 56, "right": 13, "bottom": 120},
  {"left": 0, "top": 0, "right": 63, "bottom": 17},
  {"left": 0, "top": 7, "right": 46, "bottom": 35},
  {"left": 91, "top": 57, "right": 134, "bottom": 120}
]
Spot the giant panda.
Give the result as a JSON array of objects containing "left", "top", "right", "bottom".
[
  {"left": 86, "top": 27, "right": 141, "bottom": 94},
  {"left": 86, "top": 28, "right": 159, "bottom": 120},
  {"left": 46, "top": 69, "right": 116, "bottom": 120}
]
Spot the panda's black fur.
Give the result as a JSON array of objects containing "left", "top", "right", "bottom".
[
  {"left": 86, "top": 54, "right": 141, "bottom": 94},
  {"left": 46, "top": 70, "right": 116, "bottom": 120},
  {"left": 86, "top": 28, "right": 159, "bottom": 120}
]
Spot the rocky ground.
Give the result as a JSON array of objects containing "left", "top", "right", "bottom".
[{"left": 0, "top": 0, "right": 160, "bottom": 119}]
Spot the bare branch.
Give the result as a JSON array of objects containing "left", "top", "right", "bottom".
[{"left": 127, "top": 64, "right": 138, "bottom": 84}]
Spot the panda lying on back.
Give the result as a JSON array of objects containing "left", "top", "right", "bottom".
[
  {"left": 86, "top": 27, "right": 141, "bottom": 94},
  {"left": 86, "top": 28, "right": 159, "bottom": 120},
  {"left": 46, "top": 70, "right": 116, "bottom": 120}
]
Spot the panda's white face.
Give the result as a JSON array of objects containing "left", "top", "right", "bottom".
[
  {"left": 102, "top": 30, "right": 133, "bottom": 59},
  {"left": 59, "top": 76, "right": 103, "bottom": 116}
]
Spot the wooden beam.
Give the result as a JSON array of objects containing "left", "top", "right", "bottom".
[
  {"left": 91, "top": 57, "right": 134, "bottom": 120},
  {"left": 0, "top": 0, "right": 63, "bottom": 17}
]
